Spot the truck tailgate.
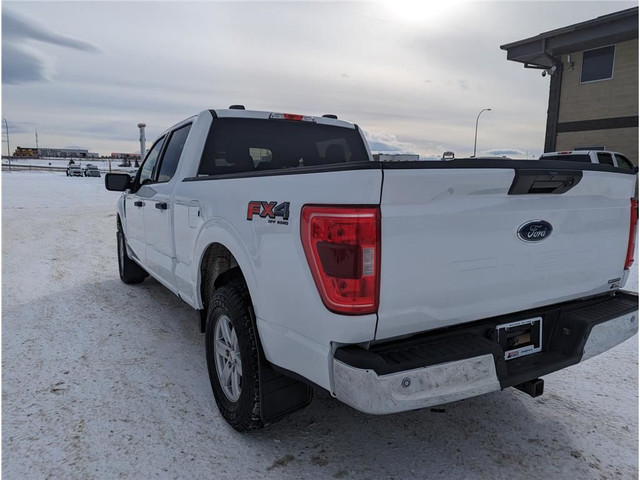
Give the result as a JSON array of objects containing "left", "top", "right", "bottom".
[{"left": 376, "top": 162, "right": 636, "bottom": 340}]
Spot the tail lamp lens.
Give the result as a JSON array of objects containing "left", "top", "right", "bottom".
[
  {"left": 625, "top": 198, "right": 638, "bottom": 270},
  {"left": 301, "top": 206, "right": 380, "bottom": 315}
]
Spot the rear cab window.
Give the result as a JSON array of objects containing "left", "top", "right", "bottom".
[
  {"left": 596, "top": 152, "right": 614, "bottom": 166},
  {"left": 198, "top": 118, "right": 368, "bottom": 176},
  {"left": 542, "top": 154, "right": 592, "bottom": 163}
]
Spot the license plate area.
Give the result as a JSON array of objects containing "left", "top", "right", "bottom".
[{"left": 496, "top": 317, "right": 542, "bottom": 361}]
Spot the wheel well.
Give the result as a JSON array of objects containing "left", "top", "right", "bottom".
[{"left": 199, "top": 243, "right": 247, "bottom": 331}]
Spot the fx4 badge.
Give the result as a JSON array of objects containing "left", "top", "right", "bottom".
[{"left": 247, "top": 201, "right": 290, "bottom": 225}]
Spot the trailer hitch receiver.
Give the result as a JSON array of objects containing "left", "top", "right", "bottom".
[{"left": 514, "top": 378, "right": 544, "bottom": 397}]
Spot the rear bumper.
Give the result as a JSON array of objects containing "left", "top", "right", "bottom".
[
  {"left": 334, "top": 354, "right": 501, "bottom": 415},
  {"left": 332, "top": 291, "right": 637, "bottom": 415},
  {"left": 582, "top": 308, "right": 637, "bottom": 360}
]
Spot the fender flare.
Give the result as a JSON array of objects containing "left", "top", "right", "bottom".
[{"left": 190, "top": 218, "right": 261, "bottom": 314}]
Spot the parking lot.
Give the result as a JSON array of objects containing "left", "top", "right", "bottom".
[{"left": 2, "top": 170, "right": 638, "bottom": 479}]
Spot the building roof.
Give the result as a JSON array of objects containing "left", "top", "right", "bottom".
[{"left": 500, "top": 7, "right": 638, "bottom": 68}]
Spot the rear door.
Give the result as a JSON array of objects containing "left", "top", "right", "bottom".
[
  {"left": 376, "top": 161, "right": 637, "bottom": 340},
  {"left": 143, "top": 122, "right": 192, "bottom": 288}
]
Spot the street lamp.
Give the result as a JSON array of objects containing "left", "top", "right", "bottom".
[
  {"left": 3, "top": 118, "right": 10, "bottom": 157},
  {"left": 472, "top": 108, "right": 491, "bottom": 158}
]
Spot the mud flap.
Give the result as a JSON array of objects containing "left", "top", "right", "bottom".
[
  {"left": 248, "top": 306, "right": 313, "bottom": 422},
  {"left": 259, "top": 359, "right": 314, "bottom": 422}
]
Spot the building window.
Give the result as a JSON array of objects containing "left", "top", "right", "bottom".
[
  {"left": 580, "top": 45, "right": 615, "bottom": 83},
  {"left": 574, "top": 146, "right": 605, "bottom": 151}
]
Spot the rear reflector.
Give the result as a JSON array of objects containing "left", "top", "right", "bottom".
[
  {"left": 625, "top": 198, "right": 638, "bottom": 270},
  {"left": 301, "top": 206, "right": 380, "bottom": 315}
]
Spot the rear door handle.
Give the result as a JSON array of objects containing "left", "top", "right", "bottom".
[
  {"left": 155, "top": 202, "right": 168, "bottom": 210},
  {"left": 134, "top": 200, "right": 145, "bottom": 207}
]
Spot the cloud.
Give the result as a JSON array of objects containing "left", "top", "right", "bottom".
[
  {"left": 2, "top": 10, "right": 100, "bottom": 85},
  {"left": 3, "top": 10, "right": 100, "bottom": 52},
  {"left": 362, "top": 129, "right": 419, "bottom": 154},
  {"left": 2, "top": 43, "right": 50, "bottom": 84},
  {"left": 368, "top": 141, "right": 401, "bottom": 152},
  {"left": 484, "top": 148, "right": 525, "bottom": 157},
  {"left": 2, "top": 121, "right": 35, "bottom": 135}
]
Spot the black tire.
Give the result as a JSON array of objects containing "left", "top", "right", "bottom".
[
  {"left": 117, "top": 225, "right": 148, "bottom": 284},
  {"left": 205, "top": 281, "right": 263, "bottom": 431}
]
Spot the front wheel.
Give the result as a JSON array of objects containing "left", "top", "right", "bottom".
[
  {"left": 117, "top": 226, "right": 148, "bottom": 284},
  {"left": 205, "top": 282, "right": 263, "bottom": 431}
]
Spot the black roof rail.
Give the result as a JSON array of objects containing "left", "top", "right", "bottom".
[{"left": 229, "top": 105, "right": 245, "bottom": 110}]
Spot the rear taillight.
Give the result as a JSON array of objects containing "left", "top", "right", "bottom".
[
  {"left": 625, "top": 198, "right": 638, "bottom": 270},
  {"left": 301, "top": 206, "right": 380, "bottom": 315}
]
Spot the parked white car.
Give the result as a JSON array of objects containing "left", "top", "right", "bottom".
[{"left": 66, "top": 165, "right": 83, "bottom": 177}]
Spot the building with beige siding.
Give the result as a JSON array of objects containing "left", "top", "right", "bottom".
[{"left": 501, "top": 8, "right": 638, "bottom": 165}]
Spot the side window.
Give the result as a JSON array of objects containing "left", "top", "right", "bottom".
[
  {"left": 139, "top": 136, "right": 166, "bottom": 186},
  {"left": 596, "top": 152, "right": 614, "bottom": 166},
  {"left": 157, "top": 123, "right": 192, "bottom": 183},
  {"left": 615, "top": 154, "right": 635, "bottom": 169},
  {"left": 581, "top": 45, "right": 615, "bottom": 83}
]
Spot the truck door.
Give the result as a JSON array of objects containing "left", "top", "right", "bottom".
[
  {"left": 143, "top": 123, "right": 192, "bottom": 289},
  {"left": 125, "top": 136, "right": 166, "bottom": 262}
]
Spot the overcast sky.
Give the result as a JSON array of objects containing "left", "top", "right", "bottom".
[{"left": 2, "top": 0, "right": 637, "bottom": 158}]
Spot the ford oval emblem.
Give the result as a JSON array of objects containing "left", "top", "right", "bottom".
[{"left": 518, "top": 220, "right": 553, "bottom": 242}]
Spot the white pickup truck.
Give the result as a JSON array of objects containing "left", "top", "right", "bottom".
[{"left": 105, "top": 107, "right": 638, "bottom": 431}]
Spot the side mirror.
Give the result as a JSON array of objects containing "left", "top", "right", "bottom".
[{"left": 105, "top": 173, "right": 131, "bottom": 192}]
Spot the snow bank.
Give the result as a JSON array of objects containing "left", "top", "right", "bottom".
[{"left": 2, "top": 170, "right": 637, "bottom": 479}]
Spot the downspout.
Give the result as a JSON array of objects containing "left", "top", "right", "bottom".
[{"left": 543, "top": 40, "right": 563, "bottom": 153}]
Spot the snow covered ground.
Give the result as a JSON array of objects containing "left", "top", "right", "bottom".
[
  {"left": 2, "top": 170, "right": 638, "bottom": 479},
  {"left": 3, "top": 158, "right": 133, "bottom": 173}
]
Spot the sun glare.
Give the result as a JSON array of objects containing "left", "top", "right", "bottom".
[{"left": 379, "top": 0, "right": 464, "bottom": 24}]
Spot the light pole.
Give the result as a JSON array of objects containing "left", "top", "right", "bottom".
[
  {"left": 3, "top": 118, "right": 11, "bottom": 170},
  {"left": 137, "top": 123, "right": 146, "bottom": 168},
  {"left": 3, "top": 118, "right": 10, "bottom": 157},
  {"left": 472, "top": 108, "right": 491, "bottom": 158}
]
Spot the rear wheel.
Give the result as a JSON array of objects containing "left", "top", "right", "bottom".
[
  {"left": 117, "top": 224, "right": 148, "bottom": 284},
  {"left": 205, "top": 281, "right": 263, "bottom": 431}
]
